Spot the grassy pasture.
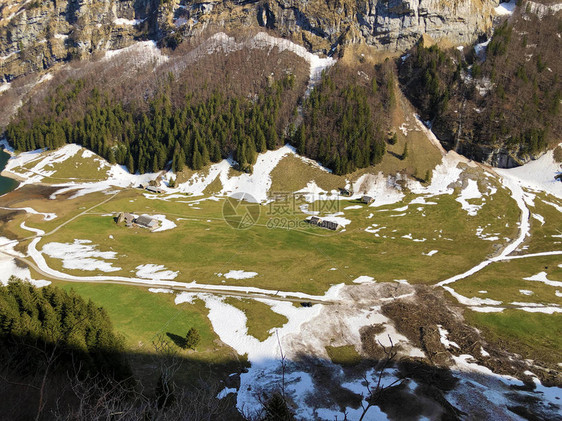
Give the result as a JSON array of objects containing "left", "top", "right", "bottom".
[
  {"left": 452, "top": 255, "right": 562, "bottom": 307},
  {"left": 26, "top": 183, "right": 519, "bottom": 294},
  {"left": 465, "top": 309, "right": 562, "bottom": 364}
]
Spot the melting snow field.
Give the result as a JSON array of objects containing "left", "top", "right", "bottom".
[
  {"left": 0, "top": 237, "right": 50, "bottom": 287},
  {"left": 219, "top": 270, "right": 258, "bottom": 280},
  {"left": 523, "top": 272, "right": 562, "bottom": 288},
  {"left": 151, "top": 214, "right": 177, "bottom": 232},
  {"left": 456, "top": 179, "right": 483, "bottom": 216},
  {"left": 42, "top": 239, "right": 122, "bottom": 272},
  {"left": 136, "top": 264, "right": 178, "bottom": 281}
]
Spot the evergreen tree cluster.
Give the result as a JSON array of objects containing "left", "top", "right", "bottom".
[
  {"left": 5, "top": 75, "right": 295, "bottom": 174},
  {"left": 398, "top": 43, "right": 460, "bottom": 128},
  {"left": 296, "top": 63, "right": 392, "bottom": 175},
  {"left": 0, "top": 278, "right": 131, "bottom": 380}
]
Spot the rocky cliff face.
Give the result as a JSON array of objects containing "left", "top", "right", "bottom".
[
  {"left": 0, "top": 0, "right": 147, "bottom": 82},
  {"left": 255, "top": 0, "right": 497, "bottom": 52},
  {"left": 0, "top": 0, "right": 499, "bottom": 83}
]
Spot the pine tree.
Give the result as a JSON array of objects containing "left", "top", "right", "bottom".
[
  {"left": 263, "top": 392, "right": 295, "bottom": 421},
  {"left": 184, "top": 327, "right": 200, "bottom": 350},
  {"left": 296, "top": 124, "right": 306, "bottom": 155},
  {"left": 126, "top": 153, "right": 135, "bottom": 174}
]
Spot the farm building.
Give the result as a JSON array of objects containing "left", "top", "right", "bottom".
[
  {"left": 361, "top": 195, "right": 374, "bottom": 204},
  {"left": 320, "top": 220, "right": 340, "bottom": 231},
  {"left": 136, "top": 215, "right": 158, "bottom": 229},
  {"left": 309, "top": 216, "right": 321, "bottom": 225},
  {"left": 123, "top": 213, "right": 135, "bottom": 226},
  {"left": 146, "top": 186, "right": 164, "bottom": 194},
  {"left": 307, "top": 216, "right": 340, "bottom": 231},
  {"left": 117, "top": 212, "right": 135, "bottom": 226}
]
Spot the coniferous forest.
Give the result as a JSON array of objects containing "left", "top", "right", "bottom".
[
  {"left": 0, "top": 278, "right": 131, "bottom": 381},
  {"left": 3, "top": 38, "right": 397, "bottom": 176}
]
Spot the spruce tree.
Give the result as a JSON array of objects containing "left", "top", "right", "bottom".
[
  {"left": 184, "top": 327, "right": 200, "bottom": 350},
  {"left": 263, "top": 392, "right": 295, "bottom": 421},
  {"left": 126, "top": 153, "right": 135, "bottom": 174},
  {"left": 296, "top": 124, "right": 306, "bottom": 155}
]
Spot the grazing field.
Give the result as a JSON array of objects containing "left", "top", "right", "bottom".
[
  {"left": 17, "top": 177, "right": 520, "bottom": 294},
  {"left": 465, "top": 309, "right": 562, "bottom": 364},
  {"left": 452, "top": 255, "right": 562, "bottom": 307}
]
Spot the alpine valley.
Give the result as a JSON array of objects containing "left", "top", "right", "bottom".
[{"left": 0, "top": 0, "right": 560, "bottom": 420}]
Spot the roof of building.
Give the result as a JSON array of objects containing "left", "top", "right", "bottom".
[
  {"left": 307, "top": 216, "right": 339, "bottom": 230},
  {"left": 361, "top": 195, "right": 374, "bottom": 203},
  {"left": 136, "top": 215, "right": 158, "bottom": 227},
  {"left": 146, "top": 185, "right": 163, "bottom": 193},
  {"left": 319, "top": 220, "right": 339, "bottom": 230}
]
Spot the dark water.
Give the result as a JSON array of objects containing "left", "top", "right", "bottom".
[{"left": 0, "top": 148, "right": 19, "bottom": 196}]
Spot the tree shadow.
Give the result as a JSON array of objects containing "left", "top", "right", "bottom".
[
  {"left": 166, "top": 332, "right": 186, "bottom": 349},
  {"left": 387, "top": 150, "right": 403, "bottom": 160}
]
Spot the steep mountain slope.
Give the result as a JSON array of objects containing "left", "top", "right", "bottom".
[
  {"left": 0, "top": 0, "right": 500, "bottom": 82},
  {"left": 398, "top": 3, "right": 561, "bottom": 166}
]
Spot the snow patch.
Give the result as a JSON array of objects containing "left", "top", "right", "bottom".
[
  {"left": 42, "top": 239, "right": 121, "bottom": 272},
  {"left": 437, "top": 325, "right": 460, "bottom": 349},
  {"left": 221, "top": 270, "right": 258, "bottom": 280},
  {"left": 136, "top": 264, "right": 178, "bottom": 281},
  {"left": 151, "top": 214, "right": 177, "bottom": 232},
  {"left": 456, "top": 179, "right": 483, "bottom": 216},
  {"left": 494, "top": 0, "right": 516, "bottom": 15},
  {"left": 524, "top": 271, "right": 562, "bottom": 288},
  {"left": 352, "top": 276, "right": 375, "bottom": 284},
  {"left": 495, "top": 146, "right": 562, "bottom": 199},
  {"left": 423, "top": 250, "right": 439, "bottom": 256},
  {"left": 148, "top": 288, "right": 174, "bottom": 294},
  {"left": 175, "top": 292, "right": 197, "bottom": 305}
]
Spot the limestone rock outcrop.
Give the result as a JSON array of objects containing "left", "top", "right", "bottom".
[{"left": 0, "top": 0, "right": 501, "bottom": 82}]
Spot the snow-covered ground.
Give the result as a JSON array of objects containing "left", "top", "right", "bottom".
[
  {"left": 1, "top": 101, "right": 561, "bottom": 419},
  {"left": 494, "top": 0, "right": 517, "bottom": 15},
  {"left": 456, "top": 179, "right": 483, "bottom": 216},
  {"left": 219, "top": 270, "right": 258, "bottom": 280},
  {"left": 151, "top": 214, "right": 177, "bottom": 232},
  {"left": 136, "top": 264, "right": 178, "bottom": 281},
  {"left": 103, "top": 40, "right": 168, "bottom": 67},
  {"left": 42, "top": 239, "right": 121, "bottom": 272},
  {"left": 0, "top": 236, "right": 50, "bottom": 287},
  {"left": 113, "top": 17, "right": 143, "bottom": 26},
  {"left": 495, "top": 146, "right": 562, "bottom": 199}
]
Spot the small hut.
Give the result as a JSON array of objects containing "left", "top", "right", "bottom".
[
  {"left": 123, "top": 213, "right": 135, "bottom": 226},
  {"left": 146, "top": 185, "right": 164, "bottom": 194},
  {"left": 361, "top": 195, "right": 374, "bottom": 204},
  {"left": 135, "top": 215, "right": 158, "bottom": 229},
  {"left": 307, "top": 216, "right": 340, "bottom": 231}
]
